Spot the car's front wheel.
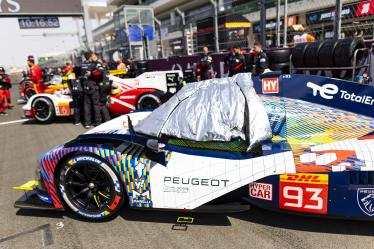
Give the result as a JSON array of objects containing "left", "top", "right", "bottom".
[{"left": 58, "top": 154, "right": 124, "bottom": 220}]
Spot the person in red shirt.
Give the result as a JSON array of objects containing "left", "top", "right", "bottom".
[
  {"left": 63, "top": 62, "right": 73, "bottom": 74},
  {"left": 27, "top": 55, "right": 44, "bottom": 94},
  {"left": 0, "top": 67, "right": 12, "bottom": 108}
]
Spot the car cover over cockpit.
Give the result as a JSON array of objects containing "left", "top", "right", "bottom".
[{"left": 134, "top": 73, "right": 272, "bottom": 150}]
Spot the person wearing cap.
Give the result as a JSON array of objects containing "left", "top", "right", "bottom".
[
  {"left": 252, "top": 41, "right": 269, "bottom": 75},
  {"left": 27, "top": 55, "right": 44, "bottom": 94},
  {"left": 0, "top": 67, "right": 12, "bottom": 108},
  {"left": 227, "top": 45, "right": 246, "bottom": 77}
]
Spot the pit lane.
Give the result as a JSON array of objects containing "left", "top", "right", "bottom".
[{"left": 1, "top": 74, "right": 374, "bottom": 249}]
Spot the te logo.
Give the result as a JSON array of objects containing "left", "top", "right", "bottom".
[
  {"left": 262, "top": 78, "right": 279, "bottom": 94},
  {"left": 306, "top": 82, "right": 339, "bottom": 100}
]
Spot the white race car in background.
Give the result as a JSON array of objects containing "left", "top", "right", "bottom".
[{"left": 22, "top": 70, "right": 183, "bottom": 122}]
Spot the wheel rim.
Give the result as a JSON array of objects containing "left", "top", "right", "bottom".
[
  {"left": 139, "top": 97, "right": 159, "bottom": 109},
  {"left": 64, "top": 163, "right": 115, "bottom": 213},
  {"left": 34, "top": 101, "right": 51, "bottom": 120},
  {"left": 25, "top": 88, "right": 35, "bottom": 100}
]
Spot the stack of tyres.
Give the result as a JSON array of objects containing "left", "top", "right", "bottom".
[
  {"left": 266, "top": 48, "right": 291, "bottom": 74},
  {"left": 291, "top": 42, "right": 312, "bottom": 68},
  {"left": 291, "top": 37, "right": 366, "bottom": 80}
]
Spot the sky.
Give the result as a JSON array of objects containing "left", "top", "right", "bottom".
[
  {"left": 0, "top": 17, "right": 86, "bottom": 69},
  {"left": 0, "top": 0, "right": 110, "bottom": 69}
]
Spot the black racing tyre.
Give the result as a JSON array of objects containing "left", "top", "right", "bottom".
[
  {"left": 32, "top": 97, "right": 55, "bottom": 123},
  {"left": 136, "top": 92, "right": 162, "bottom": 110},
  {"left": 269, "top": 62, "right": 290, "bottom": 74},
  {"left": 291, "top": 42, "right": 311, "bottom": 68},
  {"left": 318, "top": 40, "right": 338, "bottom": 67},
  {"left": 304, "top": 41, "right": 325, "bottom": 67},
  {"left": 266, "top": 48, "right": 291, "bottom": 64},
  {"left": 25, "top": 87, "right": 36, "bottom": 100},
  {"left": 333, "top": 37, "right": 365, "bottom": 67},
  {"left": 58, "top": 154, "right": 125, "bottom": 220}
]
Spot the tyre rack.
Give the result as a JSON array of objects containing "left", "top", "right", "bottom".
[{"left": 289, "top": 48, "right": 372, "bottom": 82}]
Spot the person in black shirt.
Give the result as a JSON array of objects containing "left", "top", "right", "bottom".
[
  {"left": 253, "top": 41, "right": 269, "bottom": 75},
  {"left": 81, "top": 52, "right": 102, "bottom": 128},
  {"left": 227, "top": 45, "right": 246, "bottom": 77},
  {"left": 196, "top": 47, "right": 213, "bottom": 80}
]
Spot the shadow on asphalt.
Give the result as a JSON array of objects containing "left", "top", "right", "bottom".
[
  {"left": 119, "top": 205, "right": 232, "bottom": 226},
  {"left": 21, "top": 117, "right": 74, "bottom": 125},
  {"left": 16, "top": 209, "right": 64, "bottom": 219},
  {"left": 15, "top": 205, "right": 374, "bottom": 235},
  {"left": 229, "top": 206, "right": 374, "bottom": 236}
]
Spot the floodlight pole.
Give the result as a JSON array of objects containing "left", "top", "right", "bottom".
[
  {"left": 334, "top": 0, "right": 342, "bottom": 40},
  {"left": 210, "top": 0, "right": 219, "bottom": 52},
  {"left": 260, "top": 0, "right": 266, "bottom": 47},
  {"left": 276, "top": 0, "right": 281, "bottom": 47},
  {"left": 154, "top": 17, "right": 165, "bottom": 58},
  {"left": 175, "top": 8, "right": 187, "bottom": 55},
  {"left": 283, "top": 0, "right": 288, "bottom": 47}
]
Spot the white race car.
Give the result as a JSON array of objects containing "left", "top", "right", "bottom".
[{"left": 23, "top": 70, "right": 183, "bottom": 122}]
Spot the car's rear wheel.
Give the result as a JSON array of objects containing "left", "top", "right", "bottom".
[
  {"left": 136, "top": 93, "right": 162, "bottom": 110},
  {"left": 32, "top": 97, "right": 55, "bottom": 123},
  {"left": 24, "top": 84, "right": 36, "bottom": 100},
  {"left": 58, "top": 154, "right": 124, "bottom": 220}
]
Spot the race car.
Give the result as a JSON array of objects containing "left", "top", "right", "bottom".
[
  {"left": 14, "top": 72, "right": 374, "bottom": 221},
  {"left": 23, "top": 70, "right": 183, "bottom": 122}
]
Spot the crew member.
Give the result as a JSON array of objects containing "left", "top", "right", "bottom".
[
  {"left": 0, "top": 67, "right": 12, "bottom": 108},
  {"left": 116, "top": 58, "right": 127, "bottom": 78},
  {"left": 0, "top": 68, "right": 10, "bottom": 115},
  {"left": 27, "top": 55, "right": 44, "bottom": 94},
  {"left": 64, "top": 62, "right": 74, "bottom": 74},
  {"left": 81, "top": 52, "right": 101, "bottom": 129},
  {"left": 66, "top": 66, "right": 83, "bottom": 125},
  {"left": 196, "top": 47, "right": 213, "bottom": 80},
  {"left": 96, "top": 63, "right": 111, "bottom": 124},
  {"left": 292, "top": 25, "right": 315, "bottom": 45},
  {"left": 253, "top": 42, "right": 269, "bottom": 75},
  {"left": 227, "top": 45, "right": 246, "bottom": 77}
]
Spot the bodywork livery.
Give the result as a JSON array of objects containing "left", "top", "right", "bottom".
[{"left": 14, "top": 73, "right": 374, "bottom": 220}]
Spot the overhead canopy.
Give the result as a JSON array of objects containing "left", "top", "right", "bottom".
[{"left": 134, "top": 73, "right": 272, "bottom": 150}]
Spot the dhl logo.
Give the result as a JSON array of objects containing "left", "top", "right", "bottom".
[{"left": 280, "top": 173, "right": 328, "bottom": 185}]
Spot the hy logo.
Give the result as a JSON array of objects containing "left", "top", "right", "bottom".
[
  {"left": 306, "top": 82, "right": 339, "bottom": 100},
  {"left": 357, "top": 188, "right": 374, "bottom": 216}
]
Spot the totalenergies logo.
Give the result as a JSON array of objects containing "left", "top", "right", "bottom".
[{"left": 280, "top": 174, "right": 328, "bottom": 185}]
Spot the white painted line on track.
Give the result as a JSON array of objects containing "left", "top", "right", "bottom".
[{"left": 0, "top": 119, "right": 28, "bottom": 126}]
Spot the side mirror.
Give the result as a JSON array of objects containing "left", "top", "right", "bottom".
[{"left": 146, "top": 139, "right": 162, "bottom": 153}]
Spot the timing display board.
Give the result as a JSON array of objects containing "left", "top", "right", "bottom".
[
  {"left": 0, "top": 0, "right": 83, "bottom": 16},
  {"left": 18, "top": 16, "right": 60, "bottom": 29}
]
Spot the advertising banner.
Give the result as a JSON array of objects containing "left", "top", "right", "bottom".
[{"left": 0, "top": 0, "right": 83, "bottom": 16}]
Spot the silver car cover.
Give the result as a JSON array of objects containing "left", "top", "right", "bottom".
[{"left": 134, "top": 73, "right": 272, "bottom": 150}]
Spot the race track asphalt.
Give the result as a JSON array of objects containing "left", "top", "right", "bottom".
[{"left": 1, "top": 73, "right": 374, "bottom": 249}]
